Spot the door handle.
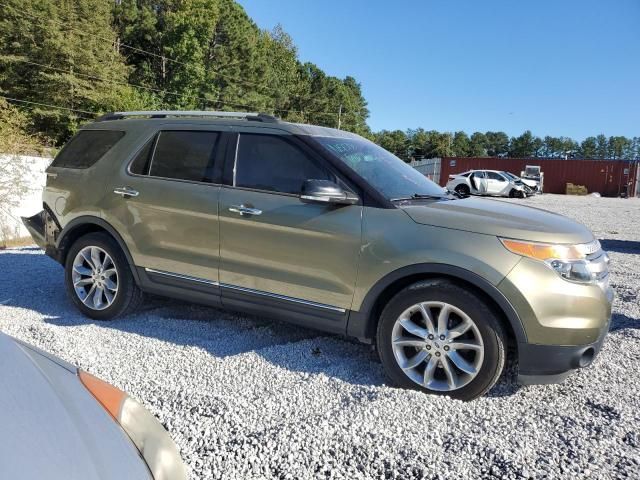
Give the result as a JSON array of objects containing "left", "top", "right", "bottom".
[
  {"left": 113, "top": 187, "right": 139, "bottom": 198},
  {"left": 229, "top": 205, "right": 262, "bottom": 216}
]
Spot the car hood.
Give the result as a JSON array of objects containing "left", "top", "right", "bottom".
[
  {"left": 0, "top": 333, "right": 151, "bottom": 480},
  {"left": 519, "top": 178, "right": 538, "bottom": 187},
  {"left": 400, "top": 197, "right": 594, "bottom": 244}
]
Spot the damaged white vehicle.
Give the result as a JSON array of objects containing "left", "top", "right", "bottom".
[{"left": 446, "top": 170, "right": 537, "bottom": 198}]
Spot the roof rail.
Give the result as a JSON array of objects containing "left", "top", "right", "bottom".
[{"left": 94, "top": 110, "right": 279, "bottom": 123}]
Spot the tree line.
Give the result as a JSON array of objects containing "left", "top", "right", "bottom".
[
  {"left": 0, "top": 0, "right": 637, "bottom": 162},
  {"left": 374, "top": 129, "right": 640, "bottom": 162},
  {"left": 0, "top": 0, "right": 369, "bottom": 144}
]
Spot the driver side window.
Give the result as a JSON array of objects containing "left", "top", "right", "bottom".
[
  {"left": 234, "top": 134, "right": 334, "bottom": 194},
  {"left": 486, "top": 171, "right": 505, "bottom": 181}
]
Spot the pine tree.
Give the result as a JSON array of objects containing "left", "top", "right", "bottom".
[{"left": 0, "top": 0, "right": 149, "bottom": 143}]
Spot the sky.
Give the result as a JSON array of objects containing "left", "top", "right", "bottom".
[{"left": 236, "top": 0, "right": 639, "bottom": 140}]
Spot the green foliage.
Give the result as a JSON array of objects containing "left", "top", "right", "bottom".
[
  {"left": 374, "top": 130, "right": 409, "bottom": 159},
  {"left": 1, "top": 0, "right": 369, "bottom": 144},
  {"left": 451, "top": 132, "right": 470, "bottom": 157},
  {"left": 0, "top": 0, "right": 635, "bottom": 160},
  {"left": 468, "top": 132, "right": 487, "bottom": 157},
  {"left": 0, "top": 0, "right": 149, "bottom": 143},
  {"left": 112, "top": 0, "right": 369, "bottom": 132},
  {"left": 484, "top": 132, "right": 510, "bottom": 157},
  {"left": 0, "top": 98, "right": 42, "bottom": 154},
  {"left": 372, "top": 128, "right": 639, "bottom": 162},
  {"left": 580, "top": 137, "right": 598, "bottom": 158}
]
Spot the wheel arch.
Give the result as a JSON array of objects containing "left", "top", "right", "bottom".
[
  {"left": 56, "top": 216, "right": 140, "bottom": 284},
  {"left": 346, "top": 263, "right": 527, "bottom": 345}
]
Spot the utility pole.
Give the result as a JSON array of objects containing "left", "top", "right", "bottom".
[
  {"left": 70, "top": 65, "right": 74, "bottom": 110},
  {"left": 337, "top": 104, "right": 342, "bottom": 130}
]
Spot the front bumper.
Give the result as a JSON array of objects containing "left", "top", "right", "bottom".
[
  {"left": 498, "top": 256, "right": 613, "bottom": 385},
  {"left": 517, "top": 319, "right": 609, "bottom": 385}
]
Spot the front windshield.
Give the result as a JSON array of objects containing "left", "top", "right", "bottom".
[
  {"left": 503, "top": 172, "right": 519, "bottom": 180},
  {"left": 315, "top": 136, "right": 446, "bottom": 200}
]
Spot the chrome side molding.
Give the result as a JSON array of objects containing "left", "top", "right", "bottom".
[
  {"left": 145, "top": 268, "right": 219, "bottom": 286},
  {"left": 221, "top": 283, "right": 346, "bottom": 313},
  {"left": 143, "top": 268, "right": 345, "bottom": 313}
]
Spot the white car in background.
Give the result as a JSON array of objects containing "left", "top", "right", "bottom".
[{"left": 446, "top": 170, "right": 536, "bottom": 198}]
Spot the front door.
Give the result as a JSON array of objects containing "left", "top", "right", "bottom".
[
  {"left": 105, "top": 127, "right": 222, "bottom": 283},
  {"left": 218, "top": 131, "right": 362, "bottom": 326},
  {"left": 485, "top": 171, "right": 508, "bottom": 194}
]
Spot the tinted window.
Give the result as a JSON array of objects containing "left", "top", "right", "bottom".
[
  {"left": 149, "top": 131, "right": 219, "bottom": 182},
  {"left": 52, "top": 130, "right": 124, "bottom": 169},
  {"left": 235, "top": 134, "right": 333, "bottom": 194},
  {"left": 129, "top": 137, "right": 155, "bottom": 175}
]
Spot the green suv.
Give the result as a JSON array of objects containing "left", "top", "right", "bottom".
[{"left": 23, "top": 111, "right": 613, "bottom": 400}]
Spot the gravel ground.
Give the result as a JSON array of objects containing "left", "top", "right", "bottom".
[{"left": 1, "top": 194, "right": 639, "bottom": 479}]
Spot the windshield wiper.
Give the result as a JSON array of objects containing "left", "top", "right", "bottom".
[{"left": 390, "top": 193, "right": 450, "bottom": 202}]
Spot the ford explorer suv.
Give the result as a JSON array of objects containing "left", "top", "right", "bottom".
[{"left": 23, "top": 111, "right": 614, "bottom": 401}]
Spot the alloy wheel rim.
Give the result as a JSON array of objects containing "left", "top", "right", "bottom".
[
  {"left": 71, "top": 246, "right": 118, "bottom": 310},
  {"left": 391, "top": 301, "right": 484, "bottom": 391}
]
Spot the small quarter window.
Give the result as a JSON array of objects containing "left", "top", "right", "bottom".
[
  {"left": 149, "top": 131, "right": 219, "bottom": 182},
  {"left": 51, "top": 130, "right": 124, "bottom": 169},
  {"left": 129, "top": 137, "right": 155, "bottom": 175}
]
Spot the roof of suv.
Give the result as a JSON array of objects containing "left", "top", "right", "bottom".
[{"left": 87, "top": 110, "right": 362, "bottom": 140}]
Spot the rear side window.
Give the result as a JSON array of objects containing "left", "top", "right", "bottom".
[
  {"left": 235, "top": 134, "right": 334, "bottom": 194},
  {"left": 51, "top": 130, "right": 124, "bottom": 169},
  {"left": 148, "top": 131, "right": 219, "bottom": 182}
]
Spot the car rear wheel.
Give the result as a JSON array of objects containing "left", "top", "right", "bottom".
[
  {"left": 65, "top": 232, "right": 143, "bottom": 320},
  {"left": 455, "top": 184, "right": 470, "bottom": 196},
  {"left": 376, "top": 279, "right": 506, "bottom": 401}
]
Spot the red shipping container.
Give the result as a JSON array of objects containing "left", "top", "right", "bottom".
[{"left": 440, "top": 157, "right": 639, "bottom": 197}]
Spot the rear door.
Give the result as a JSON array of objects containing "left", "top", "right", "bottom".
[
  {"left": 217, "top": 129, "right": 362, "bottom": 331},
  {"left": 104, "top": 125, "right": 223, "bottom": 285},
  {"left": 470, "top": 171, "right": 488, "bottom": 194}
]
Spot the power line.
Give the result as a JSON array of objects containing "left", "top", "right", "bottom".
[
  {"left": 0, "top": 95, "right": 96, "bottom": 118},
  {"left": 6, "top": 56, "right": 356, "bottom": 120},
  {"left": 0, "top": 1, "right": 348, "bottom": 109},
  {"left": 7, "top": 57, "right": 269, "bottom": 114}
]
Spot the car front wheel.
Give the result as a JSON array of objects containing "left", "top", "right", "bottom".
[
  {"left": 376, "top": 279, "right": 506, "bottom": 401},
  {"left": 65, "top": 232, "right": 143, "bottom": 320}
]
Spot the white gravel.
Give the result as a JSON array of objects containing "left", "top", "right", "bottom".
[{"left": 1, "top": 194, "right": 639, "bottom": 479}]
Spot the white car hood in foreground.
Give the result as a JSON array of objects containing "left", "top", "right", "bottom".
[{"left": 0, "top": 333, "right": 151, "bottom": 480}]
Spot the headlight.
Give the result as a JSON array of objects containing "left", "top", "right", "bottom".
[
  {"left": 79, "top": 371, "right": 187, "bottom": 480},
  {"left": 500, "top": 238, "right": 609, "bottom": 284}
]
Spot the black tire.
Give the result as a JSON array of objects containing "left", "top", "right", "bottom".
[
  {"left": 64, "top": 232, "right": 143, "bottom": 320},
  {"left": 455, "top": 184, "right": 470, "bottom": 197},
  {"left": 376, "top": 279, "right": 506, "bottom": 401}
]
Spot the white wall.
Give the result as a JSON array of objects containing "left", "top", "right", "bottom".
[{"left": 0, "top": 154, "right": 52, "bottom": 239}]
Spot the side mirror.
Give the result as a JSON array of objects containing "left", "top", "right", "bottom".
[{"left": 300, "top": 179, "right": 359, "bottom": 205}]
